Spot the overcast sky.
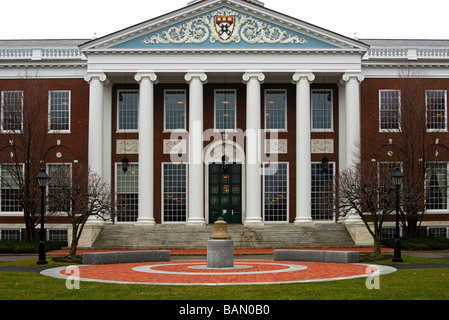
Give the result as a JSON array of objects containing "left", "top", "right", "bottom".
[{"left": 1, "top": 0, "right": 448, "bottom": 40}]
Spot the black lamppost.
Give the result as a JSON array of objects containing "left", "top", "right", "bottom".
[
  {"left": 391, "top": 166, "right": 404, "bottom": 262},
  {"left": 36, "top": 168, "right": 50, "bottom": 265}
]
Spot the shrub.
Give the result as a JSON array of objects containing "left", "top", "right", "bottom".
[
  {"left": 0, "top": 240, "right": 67, "bottom": 254},
  {"left": 383, "top": 236, "right": 449, "bottom": 250}
]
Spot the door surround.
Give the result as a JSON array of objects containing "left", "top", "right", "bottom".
[{"left": 204, "top": 138, "right": 246, "bottom": 224}]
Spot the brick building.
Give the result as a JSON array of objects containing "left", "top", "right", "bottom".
[{"left": 0, "top": 0, "right": 448, "bottom": 248}]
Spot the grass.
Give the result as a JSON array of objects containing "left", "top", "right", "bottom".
[
  {"left": 0, "top": 268, "right": 447, "bottom": 300},
  {"left": 0, "top": 254, "right": 448, "bottom": 301}
]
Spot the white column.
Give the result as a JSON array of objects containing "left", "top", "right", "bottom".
[
  {"left": 292, "top": 72, "right": 315, "bottom": 224},
  {"left": 341, "top": 73, "right": 364, "bottom": 222},
  {"left": 135, "top": 72, "right": 158, "bottom": 224},
  {"left": 185, "top": 72, "right": 207, "bottom": 225},
  {"left": 342, "top": 73, "right": 364, "bottom": 170},
  {"left": 84, "top": 72, "right": 107, "bottom": 177},
  {"left": 243, "top": 72, "right": 265, "bottom": 225},
  {"left": 103, "top": 82, "right": 113, "bottom": 185}
]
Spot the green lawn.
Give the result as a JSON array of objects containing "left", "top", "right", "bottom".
[{"left": 0, "top": 255, "right": 448, "bottom": 301}]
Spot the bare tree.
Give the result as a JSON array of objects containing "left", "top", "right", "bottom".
[
  {"left": 362, "top": 68, "right": 449, "bottom": 238},
  {"left": 0, "top": 78, "right": 55, "bottom": 242},
  {"left": 47, "top": 166, "right": 112, "bottom": 256},
  {"left": 337, "top": 161, "right": 396, "bottom": 255}
]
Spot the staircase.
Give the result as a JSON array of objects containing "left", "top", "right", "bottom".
[{"left": 91, "top": 223, "right": 356, "bottom": 250}]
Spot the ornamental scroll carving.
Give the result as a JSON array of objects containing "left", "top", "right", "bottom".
[
  {"left": 311, "top": 139, "right": 334, "bottom": 154},
  {"left": 142, "top": 8, "right": 308, "bottom": 45}
]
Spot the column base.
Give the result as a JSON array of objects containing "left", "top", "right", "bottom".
[
  {"left": 136, "top": 218, "right": 156, "bottom": 225},
  {"left": 244, "top": 218, "right": 264, "bottom": 227},
  {"left": 187, "top": 218, "right": 206, "bottom": 226},
  {"left": 294, "top": 218, "right": 314, "bottom": 225}
]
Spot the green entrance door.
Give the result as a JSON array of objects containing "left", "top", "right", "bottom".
[{"left": 209, "top": 163, "right": 242, "bottom": 224}]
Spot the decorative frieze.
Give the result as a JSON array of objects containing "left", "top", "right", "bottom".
[
  {"left": 116, "top": 139, "right": 139, "bottom": 155},
  {"left": 311, "top": 139, "right": 334, "bottom": 154},
  {"left": 143, "top": 7, "right": 308, "bottom": 46},
  {"left": 265, "top": 139, "right": 287, "bottom": 154},
  {"left": 164, "top": 139, "right": 187, "bottom": 154}
]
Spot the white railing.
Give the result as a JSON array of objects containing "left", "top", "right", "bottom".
[
  {"left": 366, "top": 47, "right": 449, "bottom": 60},
  {"left": 0, "top": 47, "right": 86, "bottom": 60}
]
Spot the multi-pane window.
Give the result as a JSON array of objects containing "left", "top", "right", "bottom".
[
  {"left": 49, "top": 91, "right": 70, "bottom": 132},
  {"left": 164, "top": 90, "right": 186, "bottom": 131},
  {"left": 118, "top": 90, "right": 139, "bottom": 131},
  {"left": 263, "top": 163, "right": 288, "bottom": 222},
  {"left": 311, "top": 90, "right": 333, "bottom": 130},
  {"left": 265, "top": 90, "right": 286, "bottom": 130},
  {"left": 427, "top": 227, "right": 448, "bottom": 238},
  {"left": 48, "top": 229, "right": 68, "bottom": 242},
  {"left": 47, "top": 163, "right": 72, "bottom": 212},
  {"left": 1, "top": 91, "right": 23, "bottom": 132},
  {"left": 163, "top": 163, "right": 187, "bottom": 223},
  {"left": 379, "top": 90, "right": 401, "bottom": 131},
  {"left": 425, "top": 162, "right": 448, "bottom": 210},
  {"left": 0, "top": 229, "right": 21, "bottom": 241},
  {"left": 426, "top": 90, "right": 447, "bottom": 131},
  {"left": 116, "top": 163, "right": 139, "bottom": 222},
  {"left": 215, "top": 90, "right": 236, "bottom": 130},
  {"left": 0, "top": 164, "right": 23, "bottom": 213},
  {"left": 311, "top": 162, "right": 334, "bottom": 220}
]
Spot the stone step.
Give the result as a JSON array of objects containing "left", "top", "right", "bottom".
[{"left": 91, "top": 223, "right": 356, "bottom": 250}]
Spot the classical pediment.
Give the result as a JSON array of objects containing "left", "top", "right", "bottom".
[{"left": 81, "top": 0, "right": 368, "bottom": 53}]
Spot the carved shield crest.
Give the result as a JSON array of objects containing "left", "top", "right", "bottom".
[{"left": 215, "top": 16, "right": 235, "bottom": 41}]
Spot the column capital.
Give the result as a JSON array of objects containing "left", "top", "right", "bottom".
[
  {"left": 292, "top": 72, "right": 315, "bottom": 83},
  {"left": 135, "top": 71, "right": 158, "bottom": 84},
  {"left": 184, "top": 72, "right": 208, "bottom": 84},
  {"left": 341, "top": 72, "right": 365, "bottom": 83},
  {"left": 84, "top": 72, "right": 108, "bottom": 83},
  {"left": 242, "top": 72, "right": 265, "bottom": 84}
]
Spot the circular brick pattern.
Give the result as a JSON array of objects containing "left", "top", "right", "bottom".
[{"left": 41, "top": 260, "right": 396, "bottom": 286}]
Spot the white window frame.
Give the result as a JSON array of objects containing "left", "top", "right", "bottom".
[
  {"left": 264, "top": 89, "right": 287, "bottom": 131},
  {"left": 48, "top": 90, "right": 71, "bottom": 133},
  {"left": 0, "top": 163, "right": 24, "bottom": 215},
  {"left": 1, "top": 91, "right": 23, "bottom": 133},
  {"left": 115, "top": 162, "right": 139, "bottom": 223},
  {"left": 426, "top": 90, "right": 448, "bottom": 132},
  {"left": 311, "top": 89, "right": 333, "bottom": 132},
  {"left": 311, "top": 161, "right": 335, "bottom": 222},
  {"left": 379, "top": 89, "right": 401, "bottom": 132},
  {"left": 161, "top": 162, "right": 188, "bottom": 224},
  {"left": 214, "top": 89, "right": 237, "bottom": 131},
  {"left": 163, "top": 89, "right": 187, "bottom": 132},
  {"left": 117, "top": 90, "right": 139, "bottom": 133},
  {"left": 425, "top": 161, "right": 449, "bottom": 212},
  {"left": 263, "top": 162, "right": 289, "bottom": 223}
]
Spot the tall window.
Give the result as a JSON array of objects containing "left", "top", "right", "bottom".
[
  {"left": 426, "top": 90, "right": 447, "bottom": 131},
  {"left": 164, "top": 90, "right": 186, "bottom": 131},
  {"left": 265, "top": 90, "right": 286, "bottom": 130},
  {"left": 378, "top": 162, "right": 398, "bottom": 210},
  {"left": 263, "top": 163, "right": 288, "bottom": 222},
  {"left": 425, "top": 162, "right": 448, "bottom": 210},
  {"left": 116, "top": 163, "right": 139, "bottom": 222},
  {"left": 118, "top": 90, "right": 139, "bottom": 131},
  {"left": 1, "top": 91, "right": 23, "bottom": 132},
  {"left": 215, "top": 90, "right": 236, "bottom": 130},
  {"left": 311, "top": 90, "right": 333, "bottom": 130},
  {"left": 49, "top": 91, "right": 70, "bottom": 132},
  {"left": 47, "top": 163, "right": 72, "bottom": 212},
  {"left": 311, "top": 162, "right": 334, "bottom": 221},
  {"left": 0, "top": 164, "right": 23, "bottom": 213},
  {"left": 379, "top": 90, "right": 401, "bottom": 131},
  {"left": 163, "top": 163, "right": 187, "bottom": 223}
]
